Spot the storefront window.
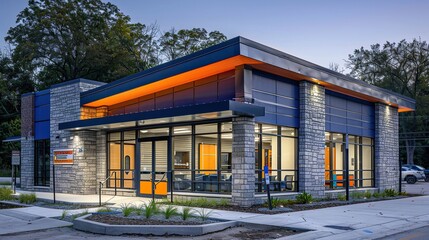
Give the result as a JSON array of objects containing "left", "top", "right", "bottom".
[
  {"left": 255, "top": 124, "right": 298, "bottom": 192},
  {"left": 325, "top": 132, "right": 374, "bottom": 189},
  {"left": 34, "top": 139, "right": 50, "bottom": 186},
  {"left": 172, "top": 122, "right": 232, "bottom": 194}
]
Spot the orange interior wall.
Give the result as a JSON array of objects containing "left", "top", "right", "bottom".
[{"left": 199, "top": 143, "right": 217, "bottom": 174}]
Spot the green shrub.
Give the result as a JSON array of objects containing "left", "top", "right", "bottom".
[
  {"left": 163, "top": 205, "right": 178, "bottom": 219},
  {"left": 168, "top": 197, "right": 222, "bottom": 208},
  {"left": 218, "top": 198, "right": 229, "bottom": 207},
  {"left": 97, "top": 207, "right": 113, "bottom": 213},
  {"left": 195, "top": 208, "right": 214, "bottom": 221},
  {"left": 0, "top": 187, "right": 13, "bottom": 200},
  {"left": 382, "top": 189, "right": 397, "bottom": 197},
  {"left": 269, "top": 198, "right": 281, "bottom": 208},
  {"left": 295, "top": 192, "right": 313, "bottom": 204},
  {"left": 134, "top": 204, "right": 144, "bottom": 216},
  {"left": 60, "top": 210, "right": 68, "bottom": 220},
  {"left": 181, "top": 207, "right": 194, "bottom": 220},
  {"left": 143, "top": 201, "right": 158, "bottom": 219},
  {"left": 351, "top": 191, "right": 365, "bottom": 200},
  {"left": 399, "top": 191, "right": 407, "bottom": 196},
  {"left": 372, "top": 192, "right": 381, "bottom": 198},
  {"left": 120, "top": 203, "right": 134, "bottom": 217},
  {"left": 337, "top": 194, "right": 347, "bottom": 201},
  {"left": 19, "top": 193, "right": 36, "bottom": 204},
  {"left": 364, "top": 191, "right": 372, "bottom": 199}
]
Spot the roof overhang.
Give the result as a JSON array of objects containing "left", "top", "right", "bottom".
[
  {"left": 2, "top": 136, "right": 21, "bottom": 143},
  {"left": 80, "top": 36, "right": 415, "bottom": 112},
  {"left": 59, "top": 100, "right": 264, "bottom": 131}
]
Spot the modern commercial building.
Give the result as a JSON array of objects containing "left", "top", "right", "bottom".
[{"left": 18, "top": 37, "right": 415, "bottom": 206}]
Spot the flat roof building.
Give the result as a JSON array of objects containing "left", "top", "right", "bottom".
[{"left": 19, "top": 37, "right": 415, "bottom": 206}]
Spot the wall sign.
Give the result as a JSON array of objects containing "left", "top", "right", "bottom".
[
  {"left": 53, "top": 149, "right": 74, "bottom": 165},
  {"left": 11, "top": 151, "right": 20, "bottom": 165}
]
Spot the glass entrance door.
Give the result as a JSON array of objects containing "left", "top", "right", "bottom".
[{"left": 139, "top": 139, "right": 169, "bottom": 197}]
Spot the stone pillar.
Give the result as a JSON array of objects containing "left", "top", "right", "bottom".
[
  {"left": 375, "top": 103, "right": 399, "bottom": 191},
  {"left": 231, "top": 117, "right": 255, "bottom": 207},
  {"left": 298, "top": 81, "right": 325, "bottom": 198},
  {"left": 20, "top": 93, "right": 35, "bottom": 190},
  {"left": 96, "top": 131, "right": 107, "bottom": 193},
  {"left": 50, "top": 80, "right": 103, "bottom": 194}
]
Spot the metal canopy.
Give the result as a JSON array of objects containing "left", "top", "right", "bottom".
[
  {"left": 59, "top": 100, "right": 265, "bottom": 131},
  {"left": 2, "top": 136, "right": 21, "bottom": 143}
]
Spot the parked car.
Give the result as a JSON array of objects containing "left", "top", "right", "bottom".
[
  {"left": 401, "top": 167, "right": 425, "bottom": 184},
  {"left": 403, "top": 164, "right": 429, "bottom": 182}
]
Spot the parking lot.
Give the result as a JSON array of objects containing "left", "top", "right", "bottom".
[{"left": 403, "top": 181, "right": 429, "bottom": 195}]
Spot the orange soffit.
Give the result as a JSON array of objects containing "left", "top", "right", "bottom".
[{"left": 84, "top": 56, "right": 262, "bottom": 107}]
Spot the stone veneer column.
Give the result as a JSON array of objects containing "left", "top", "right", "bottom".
[
  {"left": 231, "top": 117, "right": 255, "bottom": 207},
  {"left": 96, "top": 131, "right": 107, "bottom": 193},
  {"left": 298, "top": 81, "right": 325, "bottom": 198},
  {"left": 375, "top": 103, "right": 399, "bottom": 191},
  {"left": 50, "top": 81, "right": 103, "bottom": 194},
  {"left": 20, "top": 93, "right": 35, "bottom": 190}
]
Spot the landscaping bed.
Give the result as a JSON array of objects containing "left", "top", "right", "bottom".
[
  {"left": 87, "top": 213, "right": 216, "bottom": 225},
  {"left": 163, "top": 189, "right": 414, "bottom": 215},
  {"left": 0, "top": 201, "right": 24, "bottom": 209}
]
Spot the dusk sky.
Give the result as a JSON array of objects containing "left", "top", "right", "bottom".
[{"left": 1, "top": 0, "right": 428, "bottom": 71}]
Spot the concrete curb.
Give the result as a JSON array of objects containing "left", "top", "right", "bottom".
[{"left": 73, "top": 214, "right": 238, "bottom": 236}]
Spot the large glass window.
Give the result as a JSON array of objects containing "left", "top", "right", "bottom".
[
  {"left": 35, "top": 139, "right": 50, "bottom": 186},
  {"left": 255, "top": 124, "right": 298, "bottom": 193},
  {"left": 325, "top": 132, "right": 374, "bottom": 189},
  {"left": 172, "top": 122, "right": 232, "bottom": 194}
]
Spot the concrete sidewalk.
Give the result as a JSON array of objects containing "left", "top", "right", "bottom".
[
  {"left": 0, "top": 208, "right": 72, "bottom": 236},
  {"left": 10, "top": 190, "right": 429, "bottom": 239}
]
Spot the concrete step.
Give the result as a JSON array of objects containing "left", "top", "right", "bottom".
[{"left": 101, "top": 188, "right": 136, "bottom": 197}]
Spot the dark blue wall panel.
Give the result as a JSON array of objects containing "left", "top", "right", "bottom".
[
  {"left": 34, "top": 90, "right": 50, "bottom": 140},
  {"left": 252, "top": 70, "right": 299, "bottom": 128},
  {"left": 325, "top": 90, "right": 374, "bottom": 137},
  {"left": 35, "top": 121, "right": 50, "bottom": 140}
]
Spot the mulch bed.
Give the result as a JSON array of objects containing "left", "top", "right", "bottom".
[
  {"left": 87, "top": 214, "right": 210, "bottom": 225},
  {"left": 0, "top": 202, "right": 23, "bottom": 209},
  {"left": 209, "top": 196, "right": 411, "bottom": 214}
]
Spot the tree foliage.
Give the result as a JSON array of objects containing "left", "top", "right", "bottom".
[
  {"left": 0, "top": 0, "right": 227, "bottom": 169},
  {"left": 159, "top": 28, "right": 227, "bottom": 61},
  {"left": 347, "top": 39, "right": 429, "bottom": 165}
]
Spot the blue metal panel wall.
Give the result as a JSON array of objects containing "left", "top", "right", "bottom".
[
  {"left": 252, "top": 70, "right": 299, "bottom": 127},
  {"left": 34, "top": 89, "right": 50, "bottom": 140},
  {"left": 325, "top": 90, "right": 374, "bottom": 137}
]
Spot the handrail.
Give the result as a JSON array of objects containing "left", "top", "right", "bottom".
[
  {"left": 99, "top": 171, "right": 117, "bottom": 206},
  {"left": 151, "top": 171, "right": 167, "bottom": 201}
]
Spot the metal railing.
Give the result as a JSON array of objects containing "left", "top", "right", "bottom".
[{"left": 98, "top": 171, "right": 116, "bottom": 206}]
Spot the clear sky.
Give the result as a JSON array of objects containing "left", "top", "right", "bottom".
[{"left": 1, "top": 0, "right": 428, "bottom": 71}]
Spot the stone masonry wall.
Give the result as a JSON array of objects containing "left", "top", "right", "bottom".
[
  {"left": 375, "top": 103, "right": 400, "bottom": 191},
  {"left": 20, "top": 94, "right": 34, "bottom": 190},
  {"left": 231, "top": 117, "right": 255, "bottom": 207},
  {"left": 298, "top": 81, "right": 325, "bottom": 197},
  {"left": 50, "top": 81, "right": 102, "bottom": 194},
  {"left": 96, "top": 131, "right": 107, "bottom": 193}
]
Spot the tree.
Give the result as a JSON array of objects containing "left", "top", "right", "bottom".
[
  {"left": 0, "top": 0, "right": 228, "bottom": 170},
  {"left": 159, "top": 28, "right": 227, "bottom": 61},
  {"left": 347, "top": 39, "right": 429, "bottom": 165},
  {"left": 5, "top": 0, "right": 160, "bottom": 88},
  {"left": 0, "top": 51, "right": 28, "bottom": 170},
  {"left": 6, "top": 0, "right": 228, "bottom": 89}
]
